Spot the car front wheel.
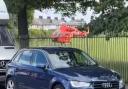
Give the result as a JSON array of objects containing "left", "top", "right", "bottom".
[{"left": 6, "top": 78, "right": 15, "bottom": 89}]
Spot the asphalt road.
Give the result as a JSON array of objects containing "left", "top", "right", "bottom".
[
  {"left": 0, "top": 85, "right": 5, "bottom": 89},
  {"left": 0, "top": 84, "right": 128, "bottom": 89}
]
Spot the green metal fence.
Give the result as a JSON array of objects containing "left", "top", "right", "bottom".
[{"left": 29, "top": 37, "right": 128, "bottom": 82}]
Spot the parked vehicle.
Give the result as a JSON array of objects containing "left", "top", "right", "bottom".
[
  {"left": 6, "top": 47, "right": 125, "bottom": 89},
  {"left": 0, "top": 0, "right": 17, "bottom": 82}
]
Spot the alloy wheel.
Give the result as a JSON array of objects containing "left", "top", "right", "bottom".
[{"left": 7, "top": 80, "right": 15, "bottom": 89}]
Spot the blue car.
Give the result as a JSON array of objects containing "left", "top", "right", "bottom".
[{"left": 6, "top": 47, "right": 125, "bottom": 89}]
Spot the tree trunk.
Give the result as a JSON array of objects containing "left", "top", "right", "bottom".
[{"left": 18, "top": 6, "right": 29, "bottom": 48}]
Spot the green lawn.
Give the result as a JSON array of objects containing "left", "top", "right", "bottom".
[{"left": 29, "top": 37, "right": 128, "bottom": 82}]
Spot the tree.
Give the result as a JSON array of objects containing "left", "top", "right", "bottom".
[
  {"left": 90, "top": 0, "right": 128, "bottom": 37},
  {"left": 27, "top": 9, "right": 34, "bottom": 25},
  {"left": 4, "top": 0, "right": 98, "bottom": 48},
  {"left": 4, "top": 0, "right": 54, "bottom": 48}
]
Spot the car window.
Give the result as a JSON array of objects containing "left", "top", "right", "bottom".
[
  {"left": 49, "top": 54, "right": 71, "bottom": 68},
  {"left": 33, "top": 51, "right": 47, "bottom": 66},
  {"left": 18, "top": 51, "right": 33, "bottom": 65},
  {"left": 74, "top": 52, "right": 91, "bottom": 65},
  {"left": 48, "top": 49, "right": 96, "bottom": 69},
  {"left": 13, "top": 52, "right": 22, "bottom": 62}
]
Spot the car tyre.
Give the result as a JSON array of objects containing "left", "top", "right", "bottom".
[
  {"left": 6, "top": 78, "right": 15, "bottom": 89},
  {"left": 53, "top": 84, "right": 64, "bottom": 89}
]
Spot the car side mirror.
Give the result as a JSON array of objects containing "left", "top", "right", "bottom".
[{"left": 36, "top": 64, "right": 48, "bottom": 70}]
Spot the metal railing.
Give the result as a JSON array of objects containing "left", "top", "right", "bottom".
[{"left": 28, "top": 37, "right": 128, "bottom": 82}]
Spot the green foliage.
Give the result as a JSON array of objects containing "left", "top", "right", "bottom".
[
  {"left": 4, "top": 0, "right": 98, "bottom": 28},
  {"left": 5, "top": 0, "right": 128, "bottom": 37},
  {"left": 54, "top": 0, "right": 98, "bottom": 16},
  {"left": 4, "top": 0, "right": 54, "bottom": 13},
  {"left": 94, "top": 0, "right": 124, "bottom": 13},
  {"left": 27, "top": 9, "right": 34, "bottom": 25},
  {"left": 4, "top": 0, "right": 99, "bottom": 48},
  {"left": 29, "top": 29, "right": 54, "bottom": 38},
  {"left": 90, "top": 0, "right": 128, "bottom": 36}
]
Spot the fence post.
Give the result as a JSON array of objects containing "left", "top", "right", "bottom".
[{"left": 86, "top": 37, "right": 89, "bottom": 54}]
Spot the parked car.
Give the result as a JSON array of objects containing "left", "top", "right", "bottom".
[
  {"left": 6, "top": 47, "right": 125, "bottom": 89},
  {"left": 0, "top": 0, "right": 17, "bottom": 83}
]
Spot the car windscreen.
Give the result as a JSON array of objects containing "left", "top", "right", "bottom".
[
  {"left": 47, "top": 49, "right": 96, "bottom": 69},
  {"left": 0, "top": 26, "right": 14, "bottom": 46}
]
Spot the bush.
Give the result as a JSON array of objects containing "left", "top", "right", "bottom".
[{"left": 29, "top": 29, "right": 54, "bottom": 38}]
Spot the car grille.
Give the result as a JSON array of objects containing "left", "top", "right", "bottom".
[
  {"left": 0, "top": 60, "right": 10, "bottom": 69},
  {"left": 92, "top": 81, "right": 119, "bottom": 89}
]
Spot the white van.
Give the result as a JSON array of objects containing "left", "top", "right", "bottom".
[{"left": 0, "top": 0, "right": 17, "bottom": 80}]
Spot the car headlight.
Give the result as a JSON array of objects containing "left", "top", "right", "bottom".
[
  {"left": 119, "top": 79, "right": 125, "bottom": 89},
  {"left": 70, "top": 81, "right": 91, "bottom": 88}
]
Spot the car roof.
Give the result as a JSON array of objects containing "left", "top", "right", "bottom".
[{"left": 30, "top": 47, "right": 80, "bottom": 52}]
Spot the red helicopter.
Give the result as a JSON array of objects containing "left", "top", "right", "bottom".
[{"left": 51, "top": 23, "right": 90, "bottom": 44}]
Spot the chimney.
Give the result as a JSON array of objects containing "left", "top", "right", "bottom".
[
  {"left": 71, "top": 17, "right": 75, "bottom": 21},
  {"left": 39, "top": 16, "right": 43, "bottom": 19},
  {"left": 47, "top": 16, "right": 51, "bottom": 19},
  {"left": 47, "top": 16, "right": 52, "bottom": 23},
  {"left": 55, "top": 17, "right": 58, "bottom": 21},
  {"left": 61, "top": 17, "right": 66, "bottom": 22},
  {"left": 81, "top": 18, "right": 84, "bottom": 21}
]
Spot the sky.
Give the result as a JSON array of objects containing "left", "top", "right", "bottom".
[
  {"left": 34, "top": 1, "right": 128, "bottom": 23},
  {"left": 0, "top": 0, "right": 9, "bottom": 20},
  {"left": 34, "top": 8, "right": 98, "bottom": 23}
]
